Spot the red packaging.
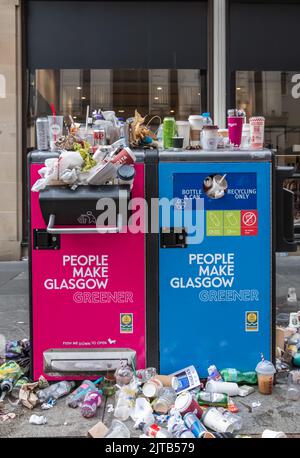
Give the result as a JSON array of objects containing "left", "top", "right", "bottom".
[
  {"left": 110, "top": 147, "right": 136, "bottom": 166},
  {"left": 175, "top": 391, "right": 203, "bottom": 419}
]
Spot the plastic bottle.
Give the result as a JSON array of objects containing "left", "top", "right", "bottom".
[
  {"left": 201, "top": 112, "right": 213, "bottom": 126},
  {"left": 220, "top": 368, "right": 257, "bottom": 384},
  {"left": 66, "top": 378, "right": 102, "bottom": 408},
  {"left": 0, "top": 379, "right": 13, "bottom": 401},
  {"left": 118, "top": 118, "right": 125, "bottom": 144},
  {"left": 37, "top": 381, "right": 75, "bottom": 403},
  {"left": 287, "top": 332, "right": 300, "bottom": 356},
  {"left": 143, "top": 423, "right": 172, "bottom": 438},
  {"left": 174, "top": 426, "right": 195, "bottom": 438},
  {"left": 196, "top": 391, "right": 228, "bottom": 407},
  {"left": 152, "top": 387, "right": 177, "bottom": 414},
  {"left": 156, "top": 124, "right": 163, "bottom": 150},
  {"left": 218, "top": 407, "right": 243, "bottom": 431},
  {"left": 80, "top": 389, "right": 102, "bottom": 418},
  {"left": 114, "top": 386, "right": 135, "bottom": 421},
  {"left": 136, "top": 367, "right": 157, "bottom": 384},
  {"left": 115, "top": 363, "right": 134, "bottom": 386},
  {"left": 287, "top": 371, "right": 300, "bottom": 400}
]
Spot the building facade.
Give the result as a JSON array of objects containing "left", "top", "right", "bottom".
[{"left": 0, "top": 0, "right": 299, "bottom": 260}]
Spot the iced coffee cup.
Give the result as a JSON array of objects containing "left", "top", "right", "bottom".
[{"left": 255, "top": 359, "right": 276, "bottom": 395}]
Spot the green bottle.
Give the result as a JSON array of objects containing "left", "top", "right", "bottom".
[
  {"left": 220, "top": 368, "right": 257, "bottom": 385},
  {"left": 163, "top": 117, "right": 176, "bottom": 150},
  {"left": 196, "top": 392, "right": 228, "bottom": 407}
]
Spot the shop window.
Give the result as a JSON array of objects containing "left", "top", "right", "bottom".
[{"left": 27, "top": 68, "right": 207, "bottom": 147}]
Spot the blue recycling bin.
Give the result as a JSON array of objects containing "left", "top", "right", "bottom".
[{"left": 152, "top": 150, "right": 296, "bottom": 377}]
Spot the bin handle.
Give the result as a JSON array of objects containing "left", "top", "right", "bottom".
[{"left": 47, "top": 214, "right": 123, "bottom": 234}]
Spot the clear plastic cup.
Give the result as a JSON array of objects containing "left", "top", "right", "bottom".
[
  {"left": 255, "top": 359, "right": 276, "bottom": 395},
  {"left": 105, "top": 419, "right": 131, "bottom": 438}
]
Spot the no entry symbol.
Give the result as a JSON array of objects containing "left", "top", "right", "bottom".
[{"left": 242, "top": 211, "right": 257, "bottom": 226}]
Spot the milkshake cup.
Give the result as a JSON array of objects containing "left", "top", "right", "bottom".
[{"left": 255, "top": 359, "right": 276, "bottom": 395}]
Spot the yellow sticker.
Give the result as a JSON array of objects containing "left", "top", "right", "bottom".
[
  {"left": 245, "top": 311, "right": 259, "bottom": 332},
  {"left": 120, "top": 313, "right": 133, "bottom": 333}
]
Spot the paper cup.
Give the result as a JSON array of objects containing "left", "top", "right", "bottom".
[
  {"left": 262, "top": 429, "right": 287, "bottom": 438},
  {"left": 175, "top": 392, "right": 203, "bottom": 419},
  {"left": 111, "top": 147, "right": 136, "bottom": 166},
  {"left": 188, "top": 115, "right": 203, "bottom": 147},
  {"left": 205, "top": 380, "right": 240, "bottom": 396},
  {"left": 176, "top": 121, "right": 190, "bottom": 149},
  {"left": 142, "top": 378, "right": 163, "bottom": 398},
  {"left": 202, "top": 407, "right": 235, "bottom": 433}
]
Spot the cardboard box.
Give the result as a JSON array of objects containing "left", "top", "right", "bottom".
[
  {"left": 276, "top": 326, "right": 296, "bottom": 351},
  {"left": 87, "top": 421, "right": 109, "bottom": 438}
]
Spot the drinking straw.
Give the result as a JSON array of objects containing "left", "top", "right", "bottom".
[
  {"left": 51, "top": 103, "right": 57, "bottom": 143},
  {"left": 219, "top": 173, "right": 227, "bottom": 184},
  {"left": 85, "top": 105, "right": 89, "bottom": 132}
]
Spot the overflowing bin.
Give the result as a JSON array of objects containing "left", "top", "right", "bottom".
[
  {"left": 28, "top": 150, "right": 149, "bottom": 380},
  {"left": 150, "top": 149, "right": 296, "bottom": 376}
]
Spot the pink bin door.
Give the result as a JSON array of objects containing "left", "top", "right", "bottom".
[{"left": 30, "top": 161, "right": 146, "bottom": 380}]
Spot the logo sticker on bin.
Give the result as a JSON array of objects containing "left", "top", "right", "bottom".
[
  {"left": 120, "top": 313, "right": 133, "bottom": 333},
  {"left": 245, "top": 311, "right": 259, "bottom": 332}
]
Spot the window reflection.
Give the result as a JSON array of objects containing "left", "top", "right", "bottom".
[
  {"left": 235, "top": 71, "right": 300, "bottom": 165},
  {"left": 235, "top": 71, "right": 300, "bottom": 227},
  {"left": 28, "top": 68, "right": 206, "bottom": 147}
]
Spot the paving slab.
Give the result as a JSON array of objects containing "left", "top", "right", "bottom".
[{"left": 0, "top": 258, "right": 300, "bottom": 438}]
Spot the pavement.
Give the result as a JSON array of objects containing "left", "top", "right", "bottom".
[{"left": 0, "top": 255, "right": 300, "bottom": 438}]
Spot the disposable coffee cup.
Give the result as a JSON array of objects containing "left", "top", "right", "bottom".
[
  {"left": 142, "top": 378, "right": 163, "bottom": 398},
  {"left": 111, "top": 147, "right": 136, "bottom": 166},
  {"left": 172, "top": 136, "right": 184, "bottom": 151},
  {"left": 176, "top": 121, "right": 190, "bottom": 148},
  {"left": 188, "top": 115, "right": 203, "bottom": 147},
  {"left": 205, "top": 380, "right": 240, "bottom": 396},
  {"left": 175, "top": 392, "right": 203, "bottom": 419},
  {"left": 202, "top": 407, "right": 235, "bottom": 433},
  {"left": 255, "top": 360, "right": 276, "bottom": 395}
]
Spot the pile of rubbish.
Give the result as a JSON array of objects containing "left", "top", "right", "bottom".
[
  {"left": 32, "top": 136, "right": 137, "bottom": 192},
  {"left": 0, "top": 345, "right": 290, "bottom": 439}
]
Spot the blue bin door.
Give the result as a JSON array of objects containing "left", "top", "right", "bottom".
[{"left": 159, "top": 161, "right": 272, "bottom": 376}]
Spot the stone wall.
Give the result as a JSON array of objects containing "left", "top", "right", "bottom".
[{"left": 0, "top": 0, "right": 22, "bottom": 260}]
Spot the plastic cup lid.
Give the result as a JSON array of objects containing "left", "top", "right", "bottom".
[
  {"left": 255, "top": 360, "right": 276, "bottom": 375},
  {"left": 174, "top": 392, "right": 191, "bottom": 411},
  {"left": 188, "top": 115, "right": 203, "bottom": 120}
]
